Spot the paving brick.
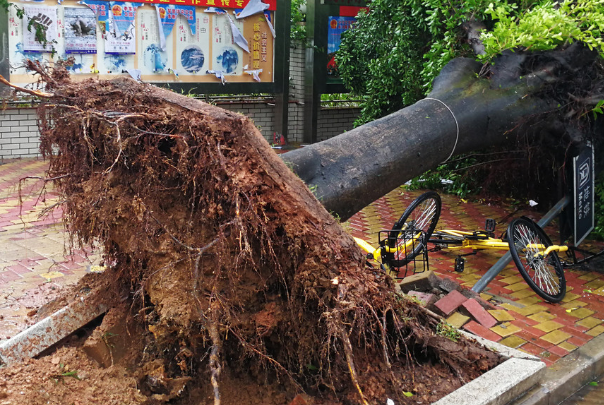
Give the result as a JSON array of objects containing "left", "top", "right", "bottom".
[
  {"left": 513, "top": 304, "right": 550, "bottom": 316},
  {"left": 566, "top": 307, "right": 595, "bottom": 319},
  {"left": 500, "top": 275, "right": 524, "bottom": 285},
  {"left": 541, "top": 330, "right": 572, "bottom": 345},
  {"left": 561, "top": 300, "right": 589, "bottom": 309},
  {"left": 528, "top": 311, "right": 556, "bottom": 323},
  {"left": 439, "top": 277, "right": 461, "bottom": 292},
  {"left": 506, "top": 282, "right": 531, "bottom": 292},
  {"left": 463, "top": 320, "right": 501, "bottom": 342},
  {"left": 558, "top": 341, "right": 577, "bottom": 352},
  {"left": 531, "top": 337, "right": 556, "bottom": 350},
  {"left": 499, "top": 335, "right": 526, "bottom": 349},
  {"left": 488, "top": 309, "right": 515, "bottom": 322},
  {"left": 407, "top": 291, "right": 437, "bottom": 308},
  {"left": 586, "top": 324, "right": 604, "bottom": 337},
  {"left": 515, "top": 297, "right": 543, "bottom": 306},
  {"left": 567, "top": 336, "right": 591, "bottom": 347},
  {"left": 576, "top": 316, "right": 602, "bottom": 329},
  {"left": 434, "top": 290, "right": 468, "bottom": 316},
  {"left": 446, "top": 312, "right": 470, "bottom": 329},
  {"left": 534, "top": 320, "right": 564, "bottom": 333},
  {"left": 560, "top": 326, "right": 594, "bottom": 341},
  {"left": 511, "top": 288, "right": 538, "bottom": 299},
  {"left": 397, "top": 270, "right": 441, "bottom": 293},
  {"left": 548, "top": 345, "right": 570, "bottom": 357},
  {"left": 461, "top": 299, "right": 498, "bottom": 328},
  {"left": 490, "top": 322, "right": 522, "bottom": 337},
  {"left": 0, "top": 270, "right": 20, "bottom": 283},
  {"left": 540, "top": 353, "right": 561, "bottom": 366}
]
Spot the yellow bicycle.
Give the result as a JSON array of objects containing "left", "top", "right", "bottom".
[
  {"left": 429, "top": 217, "right": 570, "bottom": 303},
  {"left": 353, "top": 191, "right": 441, "bottom": 276}
]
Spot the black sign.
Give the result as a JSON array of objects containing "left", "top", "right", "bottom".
[{"left": 573, "top": 144, "right": 595, "bottom": 245}]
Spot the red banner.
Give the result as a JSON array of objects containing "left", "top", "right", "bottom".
[
  {"left": 339, "top": 6, "right": 367, "bottom": 17},
  {"left": 111, "top": 0, "right": 277, "bottom": 11}
]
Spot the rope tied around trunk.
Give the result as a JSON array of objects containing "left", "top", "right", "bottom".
[{"left": 421, "top": 97, "right": 459, "bottom": 163}]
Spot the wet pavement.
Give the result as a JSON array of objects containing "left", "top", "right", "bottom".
[
  {"left": 348, "top": 187, "right": 604, "bottom": 367},
  {"left": 0, "top": 158, "right": 101, "bottom": 341},
  {"left": 1, "top": 157, "right": 604, "bottom": 368}
]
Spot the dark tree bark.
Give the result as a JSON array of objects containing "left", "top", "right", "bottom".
[{"left": 282, "top": 44, "right": 602, "bottom": 221}]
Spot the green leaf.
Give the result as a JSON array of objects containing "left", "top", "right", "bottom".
[
  {"left": 403, "top": 391, "right": 414, "bottom": 397},
  {"left": 589, "top": 381, "right": 599, "bottom": 386}
]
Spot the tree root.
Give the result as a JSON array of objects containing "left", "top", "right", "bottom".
[
  {"left": 208, "top": 300, "right": 223, "bottom": 405},
  {"left": 0, "top": 74, "right": 53, "bottom": 98},
  {"left": 338, "top": 324, "right": 369, "bottom": 405}
]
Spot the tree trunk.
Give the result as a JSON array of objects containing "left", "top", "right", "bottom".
[{"left": 283, "top": 44, "right": 599, "bottom": 221}]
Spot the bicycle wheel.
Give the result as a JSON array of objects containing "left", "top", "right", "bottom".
[
  {"left": 507, "top": 217, "right": 566, "bottom": 303},
  {"left": 388, "top": 191, "right": 441, "bottom": 266}
]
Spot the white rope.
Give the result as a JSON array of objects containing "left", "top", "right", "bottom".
[{"left": 421, "top": 97, "right": 459, "bottom": 163}]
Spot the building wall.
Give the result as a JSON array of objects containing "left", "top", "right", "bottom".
[
  {"left": 0, "top": 108, "right": 41, "bottom": 159},
  {"left": 0, "top": 46, "right": 360, "bottom": 160},
  {"left": 317, "top": 107, "right": 361, "bottom": 142}
]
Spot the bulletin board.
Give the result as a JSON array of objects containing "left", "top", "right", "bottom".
[{"left": 6, "top": 0, "right": 276, "bottom": 86}]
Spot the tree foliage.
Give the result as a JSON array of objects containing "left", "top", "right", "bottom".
[{"left": 337, "top": 0, "right": 604, "bottom": 126}]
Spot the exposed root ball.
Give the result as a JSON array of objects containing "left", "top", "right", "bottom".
[{"left": 28, "top": 61, "right": 500, "bottom": 404}]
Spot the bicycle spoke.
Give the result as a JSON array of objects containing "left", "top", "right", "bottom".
[{"left": 412, "top": 199, "right": 437, "bottom": 231}]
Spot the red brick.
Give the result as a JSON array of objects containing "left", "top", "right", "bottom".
[
  {"left": 542, "top": 358, "right": 555, "bottom": 367},
  {"left": 407, "top": 291, "right": 437, "bottom": 308},
  {"left": 561, "top": 326, "right": 593, "bottom": 342},
  {"left": 521, "top": 326, "right": 548, "bottom": 338},
  {"left": 6, "top": 263, "right": 31, "bottom": 275},
  {"left": 548, "top": 345, "right": 570, "bottom": 357},
  {"left": 435, "top": 290, "right": 468, "bottom": 316},
  {"left": 513, "top": 314, "right": 540, "bottom": 327},
  {"left": 517, "top": 330, "right": 541, "bottom": 344},
  {"left": 541, "top": 352, "right": 562, "bottom": 364},
  {"left": 462, "top": 299, "right": 498, "bottom": 328},
  {"left": 0, "top": 270, "right": 20, "bottom": 283},
  {"left": 555, "top": 316, "right": 585, "bottom": 329},
  {"left": 567, "top": 336, "right": 591, "bottom": 347},
  {"left": 532, "top": 338, "right": 555, "bottom": 350},
  {"left": 463, "top": 321, "right": 501, "bottom": 342},
  {"left": 521, "top": 342, "right": 546, "bottom": 357}
]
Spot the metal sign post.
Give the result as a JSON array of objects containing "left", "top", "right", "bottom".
[{"left": 573, "top": 143, "right": 595, "bottom": 246}]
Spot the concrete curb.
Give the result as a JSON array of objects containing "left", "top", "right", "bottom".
[
  {"left": 510, "top": 332, "right": 604, "bottom": 405},
  {"left": 433, "top": 331, "right": 546, "bottom": 405},
  {"left": 0, "top": 294, "right": 107, "bottom": 365}
]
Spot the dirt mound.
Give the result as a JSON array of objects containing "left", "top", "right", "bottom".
[{"left": 0, "top": 62, "right": 500, "bottom": 404}]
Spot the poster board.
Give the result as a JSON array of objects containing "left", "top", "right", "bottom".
[{"left": 6, "top": 0, "right": 275, "bottom": 86}]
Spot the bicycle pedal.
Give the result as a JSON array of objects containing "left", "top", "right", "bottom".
[
  {"left": 455, "top": 256, "right": 465, "bottom": 273},
  {"left": 485, "top": 218, "right": 496, "bottom": 233}
]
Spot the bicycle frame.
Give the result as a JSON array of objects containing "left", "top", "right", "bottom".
[
  {"left": 433, "top": 229, "right": 569, "bottom": 258},
  {"left": 353, "top": 233, "right": 421, "bottom": 263},
  {"left": 431, "top": 229, "right": 509, "bottom": 251}
]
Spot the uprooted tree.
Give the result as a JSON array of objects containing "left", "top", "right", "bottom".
[
  {"left": 281, "top": 0, "right": 604, "bottom": 221},
  {"left": 0, "top": 63, "right": 499, "bottom": 404}
]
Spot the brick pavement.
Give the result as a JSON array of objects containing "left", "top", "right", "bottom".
[
  {"left": 1, "top": 158, "right": 604, "bottom": 368},
  {"left": 348, "top": 187, "right": 604, "bottom": 367},
  {"left": 0, "top": 158, "right": 100, "bottom": 342}
]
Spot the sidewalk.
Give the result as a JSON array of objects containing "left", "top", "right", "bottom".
[
  {"left": 0, "top": 158, "right": 100, "bottom": 341},
  {"left": 1, "top": 157, "right": 604, "bottom": 369},
  {"left": 349, "top": 189, "right": 604, "bottom": 367}
]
